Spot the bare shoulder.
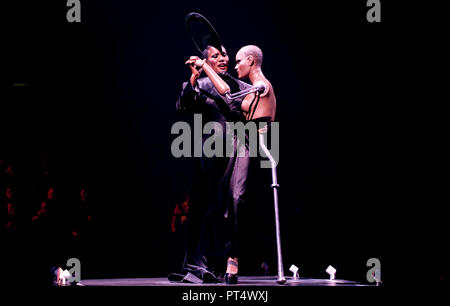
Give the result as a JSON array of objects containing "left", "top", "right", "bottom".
[{"left": 254, "top": 79, "right": 272, "bottom": 97}]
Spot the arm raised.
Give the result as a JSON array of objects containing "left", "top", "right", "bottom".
[{"left": 185, "top": 56, "right": 230, "bottom": 95}]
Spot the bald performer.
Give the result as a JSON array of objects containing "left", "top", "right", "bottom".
[{"left": 234, "top": 45, "right": 276, "bottom": 122}]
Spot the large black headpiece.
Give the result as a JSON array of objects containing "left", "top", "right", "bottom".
[{"left": 185, "top": 12, "right": 223, "bottom": 57}]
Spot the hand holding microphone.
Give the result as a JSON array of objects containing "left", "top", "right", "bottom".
[
  {"left": 186, "top": 56, "right": 205, "bottom": 86},
  {"left": 185, "top": 56, "right": 205, "bottom": 69}
]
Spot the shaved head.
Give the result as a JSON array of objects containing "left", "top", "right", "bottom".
[{"left": 237, "top": 45, "right": 263, "bottom": 67}]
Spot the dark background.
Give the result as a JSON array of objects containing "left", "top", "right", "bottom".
[{"left": 0, "top": 0, "right": 446, "bottom": 285}]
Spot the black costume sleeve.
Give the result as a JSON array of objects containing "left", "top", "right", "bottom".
[
  {"left": 176, "top": 81, "right": 205, "bottom": 114},
  {"left": 175, "top": 76, "right": 251, "bottom": 122}
]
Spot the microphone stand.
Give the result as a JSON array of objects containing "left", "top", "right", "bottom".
[{"left": 259, "top": 132, "right": 286, "bottom": 284}]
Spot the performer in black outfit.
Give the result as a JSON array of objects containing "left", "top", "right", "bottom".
[{"left": 170, "top": 45, "right": 250, "bottom": 283}]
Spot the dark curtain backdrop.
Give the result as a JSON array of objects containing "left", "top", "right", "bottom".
[{"left": 0, "top": 0, "right": 445, "bottom": 284}]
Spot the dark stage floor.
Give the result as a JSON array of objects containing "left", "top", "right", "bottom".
[{"left": 80, "top": 276, "right": 370, "bottom": 286}]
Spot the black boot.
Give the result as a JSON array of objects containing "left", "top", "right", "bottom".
[{"left": 224, "top": 273, "right": 238, "bottom": 284}]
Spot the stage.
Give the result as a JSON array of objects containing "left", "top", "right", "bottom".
[
  {"left": 79, "top": 276, "right": 370, "bottom": 286},
  {"left": 52, "top": 276, "right": 383, "bottom": 305}
]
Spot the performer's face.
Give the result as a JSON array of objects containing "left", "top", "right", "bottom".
[
  {"left": 205, "top": 47, "right": 229, "bottom": 74},
  {"left": 235, "top": 50, "right": 251, "bottom": 79}
]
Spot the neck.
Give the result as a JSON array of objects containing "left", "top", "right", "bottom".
[{"left": 248, "top": 67, "right": 264, "bottom": 84}]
